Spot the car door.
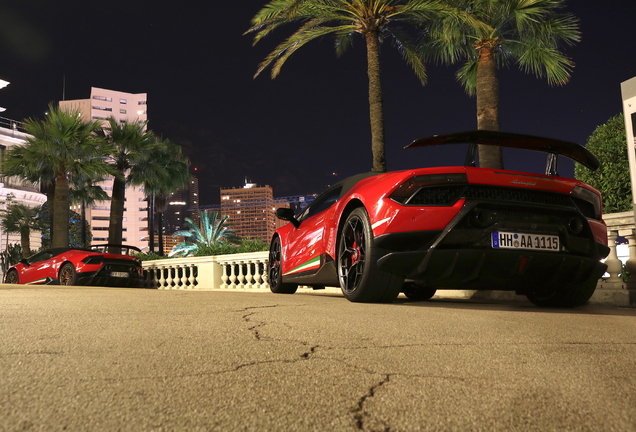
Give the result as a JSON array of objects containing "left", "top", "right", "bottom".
[
  {"left": 283, "top": 185, "right": 342, "bottom": 275},
  {"left": 19, "top": 250, "right": 57, "bottom": 283}
]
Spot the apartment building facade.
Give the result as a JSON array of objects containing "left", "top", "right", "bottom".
[
  {"left": 220, "top": 183, "right": 290, "bottom": 242},
  {"left": 60, "top": 87, "right": 150, "bottom": 250}
]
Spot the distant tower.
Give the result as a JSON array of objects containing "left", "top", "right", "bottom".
[
  {"left": 60, "top": 87, "right": 149, "bottom": 250},
  {"left": 220, "top": 182, "right": 281, "bottom": 242},
  {"left": 162, "top": 174, "right": 200, "bottom": 234}
]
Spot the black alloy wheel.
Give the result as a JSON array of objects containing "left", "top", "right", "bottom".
[
  {"left": 5, "top": 269, "right": 18, "bottom": 284},
  {"left": 337, "top": 207, "right": 402, "bottom": 303},
  {"left": 59, "top": 263, "right": 78, "bottom": 286}
]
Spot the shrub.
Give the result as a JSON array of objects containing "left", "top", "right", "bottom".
[{"left": 575, "top": 113, "right": 632, "bottom": 213}]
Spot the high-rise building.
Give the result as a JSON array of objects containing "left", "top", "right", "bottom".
[
  {"left": 162, "top": 175, "right": 200, "bottom": 235},
  {"left": 220, "top": 182, "right": 289, "bottom": 242},
  {"left": 60, "top": 87, "right": 150, "bottom": 250}
]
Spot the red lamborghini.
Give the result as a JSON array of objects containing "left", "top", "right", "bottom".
[
  {"left": 269, "top": 131, "right": 609, "bottom": 307},
  {"left": 4, "top": 244, "right": 144, "bottom": 287}
]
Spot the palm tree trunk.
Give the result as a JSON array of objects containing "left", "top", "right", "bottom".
[
  {"left": 365, "top": 31, "right": 387, "bottom": 173},
  {"left": 148, "top": 194, "right": 155, "bottom": 254},
  {"left": 52, "top": 174, "right": 70, "bottom": 248},
  {"left": 20, "top": 228, "right": 30, "bottom": 258},
  {"left": 80, "top": 200, "right": 87, "bottom": 247},
  {"left": 158, "top": 211, "right": 164, "bottom": 256},
  {"left": 46, "top": 183, "right": 55, "bottom": 247},
  {"left": 476, "top": 47, "right": 504, "bottom": 169},
  {"left": 108, "top": 173, "right": 126, "bottom": 251}
]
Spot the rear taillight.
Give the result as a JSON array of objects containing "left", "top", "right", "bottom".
[{"left": 390, "top": 173, "right": 468, "bottom": 204}]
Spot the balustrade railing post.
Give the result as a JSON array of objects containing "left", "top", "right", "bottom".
[
  {"left": 245, "top": 261, "right": 253, "bottom": 289},
  {"left": 189, "top": 264, "right": 196, "bottom": 288},
  {"left": 253, "top": 261, "right": 262, "bottom": 289},
  {"left": 237, "top": 261, "right": 246, "bottom": 289},
  {"left": 262, "top": 259, "right": 269, "bottom": 289},
  {"left": 623, "top": 229, "right": 636, "bottom": 286},
  {"left": 220, "top": 262, "right": 229, "bottom": 289},
  {"left": 169, "top": 266, "right": 176, "bottom": 289},
  {"left": 159, "top": 265, "right": 167, "bottom": 289},
  {"left": 605, "top": 230, "right": 623, "bottom": 282},
  {"left": 229, "top": 262, "right": 237, "bottom": 289},
  {"left": 178, "top": 265, "right": 186, "bottom": 288}
]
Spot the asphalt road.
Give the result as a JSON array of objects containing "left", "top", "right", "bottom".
[{"left": 1, "top": 286, "right": 635, "bottom": 432}]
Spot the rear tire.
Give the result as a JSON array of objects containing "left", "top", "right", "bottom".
[
  {"left": 338, "top": 207, "right": 403, "bottom": 303},
  {"left": 403, "top": 282, "right": 437, "bottom": 301},
  {"left": 526, "top": 278, "right": 597, "bottom": 307},
  {"left": 268, "top": 236, "right": 298, "bottom": 294}
]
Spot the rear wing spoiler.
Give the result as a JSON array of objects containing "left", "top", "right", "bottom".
[{"left": 405, "top": 130, "right": 600, "bottom": 175}]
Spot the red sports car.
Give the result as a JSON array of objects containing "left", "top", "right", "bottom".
[
  {"left": 4, "top": 244, "right": 144, "bottom": 287},
  {"left": 269, "top": 131, "right": 609, "bottom": 307}
]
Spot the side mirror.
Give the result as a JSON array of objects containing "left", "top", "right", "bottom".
[
  {"left": 20, "top": 259, "right": 30, "bottom": 267},
  {"left": 275, "top": 208, "right": 300, "bottom": 228}
]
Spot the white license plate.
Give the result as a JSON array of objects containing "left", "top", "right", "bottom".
[
  {"left": 492, "top": 231, "right": 559, "bottom": 251},
  {"left": 110, "top": 271, "right": 129, "bottom": 278}
]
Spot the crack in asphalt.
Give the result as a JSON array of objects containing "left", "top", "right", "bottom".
[
  {"left": 352, "top": 374, "right": 392, "bottom": 431},
  {"left": 234, "top": 306, "right": 400, "bottom": 431},
  {"left": 237, "top": 304, "right": 282, "bottom": 341}
]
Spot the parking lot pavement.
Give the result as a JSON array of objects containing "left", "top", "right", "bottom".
[{"left": 2, "top": 286, "right": 636, "bottom": 431}]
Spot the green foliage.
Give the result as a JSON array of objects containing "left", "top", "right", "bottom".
[
  {"left": 192, "top": 238, "right": 270, "bottom": 257},
  {"left": 0, "top": 243, "right": 24, "bottom": 276},
  {"left": 132, "top": 251, "right": 169, "bottom": 261},
  {"left": 423, "top": 0, "right": 581, "bottom": 94},
  {"left": 620, "top": 262, "right": 631, "bottom": 283},
  {"left": 170, "top": 211, "right": 239, "bottom": 257},
  {"left": 168, "top": 209, "right": 269, "bottom": 257},
  {"left": 0, "top": 201, "right": 41, "bottom": 257},
  {"left": 575, "top": 113, "right": 632, "bottom": 213},
  {"left": 3, "top": 103, "right": 113, "bottom": 248},
  {"left": 36, "top": 203, "right": 91, "bottom": 249},
  {"left": 246, "top": 0, "right": 442, "bottom": 83},
  {"left": 236, "top": 237, "right": 270, "bottom": 253}
]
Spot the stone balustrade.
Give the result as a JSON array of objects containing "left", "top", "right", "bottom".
[
  {"left": 142, "top": 251, "right": 270, "bottom": 291},
  {"left": 602, "top": 211, "right": 636, "bottom": 283}
]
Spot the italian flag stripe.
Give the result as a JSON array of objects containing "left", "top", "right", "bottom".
[
  {"left": 284, "top": 256, "right": 321, "bottom": 276},
  {"left": 26, "top": 278, "right": 47, "bottom": 285}
]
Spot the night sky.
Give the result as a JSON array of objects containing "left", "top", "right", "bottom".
[{"left": 0, "top": 1, "right": 634, "bottom": 204}]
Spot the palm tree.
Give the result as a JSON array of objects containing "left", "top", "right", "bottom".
[
  {"left": 98, "top": 117, "right": 161, "bottom": 249},
  {"left": 1, "top": 137, "right": 56, "bottom": 241},
  {"left": 0, "top": 202, "right": 40, "bottom": 258},
  {"left": 170, "top": 211, "right": 237, "bottom": 257},
  {"left": 140, "top": 138, "right": 190, "bottom": 255},
  {"left": 2, "top": 103, "right": 111, "bottom": 247},
  {"left": 246, "top": 0, "right": 451, "bottom": 173},
  {"left": 424, "top": 0, "right": 580, "bottom": 168}
]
